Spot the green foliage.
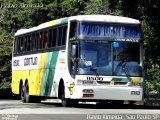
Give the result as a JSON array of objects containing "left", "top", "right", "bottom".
[
  {"left": 0, "top": 28, "right": 12, "bottom": 91},
  {"left": 84, "top": 0, "right": 122, "bottom": 15},
  {"left": 145, "top": 68, "right": 160, "bottom": 92},
  {"left": 60, "top": 0, "right": 87, "bottom": 16},
  {"left": 120, "top": 0, "right": 160, "bottom": 66}
]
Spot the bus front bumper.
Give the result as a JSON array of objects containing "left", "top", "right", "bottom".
[{"left": 71, "top": 85, "right": 143, "bottom": 102}]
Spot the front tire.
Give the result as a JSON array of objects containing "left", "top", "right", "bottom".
[
  {"left": 62, "top": 98, "right": 71, "bottom": 107},
  {"left": 61, "top": 84, "right": 71, "bottom": 107}
]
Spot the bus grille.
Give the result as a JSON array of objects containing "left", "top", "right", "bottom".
[
  {"left": 114, "top": 82, "right": 128, "bottom": 85},
  {"left": 97, "top": 81, "right": 128, "bottom": 86},
  {"left": 96, "top": 81, "right": 110, "bottom": 85}
]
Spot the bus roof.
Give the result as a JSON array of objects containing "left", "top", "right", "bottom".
[
  {"left": 15, "top": 15, "right": 140, "bottom": 36},
  {"left": 69, "top": 15, "right": 140, "bottom": 24},
  {"left": 15, "top": 17, "right": 69, "bottom": 36}
]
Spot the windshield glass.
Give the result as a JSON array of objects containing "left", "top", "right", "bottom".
[
  {"left": 76, "top": 40, "right": 142, "bottom": 77},
  {"left": 78, "top": 40, "right": 112, "bottom": 75},
  {"left": 113, "top": 42, "right": 142, "bottom": 77}
]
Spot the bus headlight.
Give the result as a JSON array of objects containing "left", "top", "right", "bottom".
[
  {"left": 131, "top": 78, "right": 141, "bottom": 83},
  {"left": 128, "top": 82, "right": 143, "bottom": 87},
  {"left": 128, "top": 78, "right": 143, "bottom": 86}
]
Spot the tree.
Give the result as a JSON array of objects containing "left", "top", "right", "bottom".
[
  {"left": 0, "top": 0, "right": 88, "bottom": 93},
  {"left": 84, "top": 0, "right": 122, "bottom": 15}
]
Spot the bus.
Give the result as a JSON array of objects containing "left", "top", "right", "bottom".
[{"left": 12, "top": 15, "right": 144, "bottom": 106}]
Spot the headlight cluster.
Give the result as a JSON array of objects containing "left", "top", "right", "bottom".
[
  {"left": 128, "top": 78, "right": 143, "bottom": 87},
  {"left": 128, "top": 82, "right": 143, "bottom": 87}
]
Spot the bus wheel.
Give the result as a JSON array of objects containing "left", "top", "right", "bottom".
[
  {"left": 20, "top": 86, "right": 26, "bottom": 103},
  {"left": 25, "top": 83, "right": 32, "bottom": 103},
  {"left": 62, "top": 96, "right": 71, "bottom": 107},
  {"left": 61, "top": 84, "right": 71, "bottom": 107},
  {"left": 71, "top": 100, "right": 78, "bottom": 106}
]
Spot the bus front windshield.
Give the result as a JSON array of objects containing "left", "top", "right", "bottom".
[{"left": 77, "top": 40, "right": 142, "bottom": 77}]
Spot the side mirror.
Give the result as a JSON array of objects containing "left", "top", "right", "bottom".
[{"left": 72, "top": 45, "right": 77, "bottom": 57}]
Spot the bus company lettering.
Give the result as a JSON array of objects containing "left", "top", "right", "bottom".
[
  {"left": 24, "top": 57, "right": 38, "bottom": 66},
  {"left": 87, "top": 76, "right": 103, "bottom": 81},
  {"left": 13, "top": 60, "right": 19, "bottom": 66}
]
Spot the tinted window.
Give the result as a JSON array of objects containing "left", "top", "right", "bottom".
[
  {"left": 52, "top": 29, "right": 57, "bottom": 47},
  {"left": 40, "top": 31, "right": 48, "bottom": 49},
  {"left": 62, "top": 26, "right": 67, "bottom": 45},
  {"left": 24, "top": 35, "right": 31, "bottom": 51}
]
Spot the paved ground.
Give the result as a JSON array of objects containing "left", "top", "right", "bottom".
[{"left": 0, "top": 99, "right": 160, "bottom": 120}]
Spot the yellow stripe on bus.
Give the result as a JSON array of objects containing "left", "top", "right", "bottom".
[
  {"left": 39, "top": 18, "right": 68, "bottom": 28},
  {"left": 35, "top": 53, "right": 47, "bottom": 95}
]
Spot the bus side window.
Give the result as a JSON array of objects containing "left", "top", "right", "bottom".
[
  {"left": 40, "top": 32, "right": 44, "bottom": 49},
  {"left": 57, "top": 26, "right": 67, "bottom": 46},
  {"left": 18, "top": 37, "right": 22, "bottom": 53},
  {"left": 69, "top": 21, "right": 77, "bottom": 38},
  {"left": 27, "top": 36, "right": 31, "bottom": 51},
  {"left": 44, "top": 31, "right": 48, "bottom": 48},
  {"left": 58, "top": 27, "right": 63, "bottom": 46},
  {"left": 40, "top": 31, "right": 48, "bottom": 49},
  {"left": 32, "top": 33, "right": 36, "bottom": 51},
  {"left": 24, "top": 36, "right": 27, "bottom": 52},
  {"left": 36, "top": 33, "right": 40, "bottom": 50},
  {"left": 52, "top": 29, "right": 57, "bottom": 47},
  {"left": 48, "top": 29, "right": 52, "bottom": 48},
  {"left": 62, "top": 26, "right": 67, "bottom": 45},
  {"left": 19, "top": 37, "right": 24, "bottom": 53},
  {"left": 25, "top": 35, "right": 31, "bottom": 52}
]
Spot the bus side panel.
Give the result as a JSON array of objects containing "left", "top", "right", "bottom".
[
  {"left": 50, "top": 50, "right": 71, "bottom": 98},
  {"left": 12, "top": 70, "right": 28, "bottom": 94},
  {"left": 29, "top": 53, "right": 47, "bottom": 96},
  {"left": 12, "top": 70, "right": 20, "bottom": 94},
  {"left": 12, "top": 51, "right": 60, "bottom": 97},
  {"left": 29, "top": 70, "right": 41, "bottom": 96},
  {"left": 39, "top": 51, "right": 59, "bottom": 97}
]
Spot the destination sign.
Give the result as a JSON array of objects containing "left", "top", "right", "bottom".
[{"left": 79, "top": 22, "right": 141, "bottom": 41}]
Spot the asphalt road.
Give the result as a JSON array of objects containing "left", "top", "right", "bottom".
[{"left": 0, "top": 99, "right": 160, "bottom": 120}]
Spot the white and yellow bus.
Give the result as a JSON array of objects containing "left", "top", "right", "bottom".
[{"left": 12, "top": 15, "right": 144, "bottom": 106}]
